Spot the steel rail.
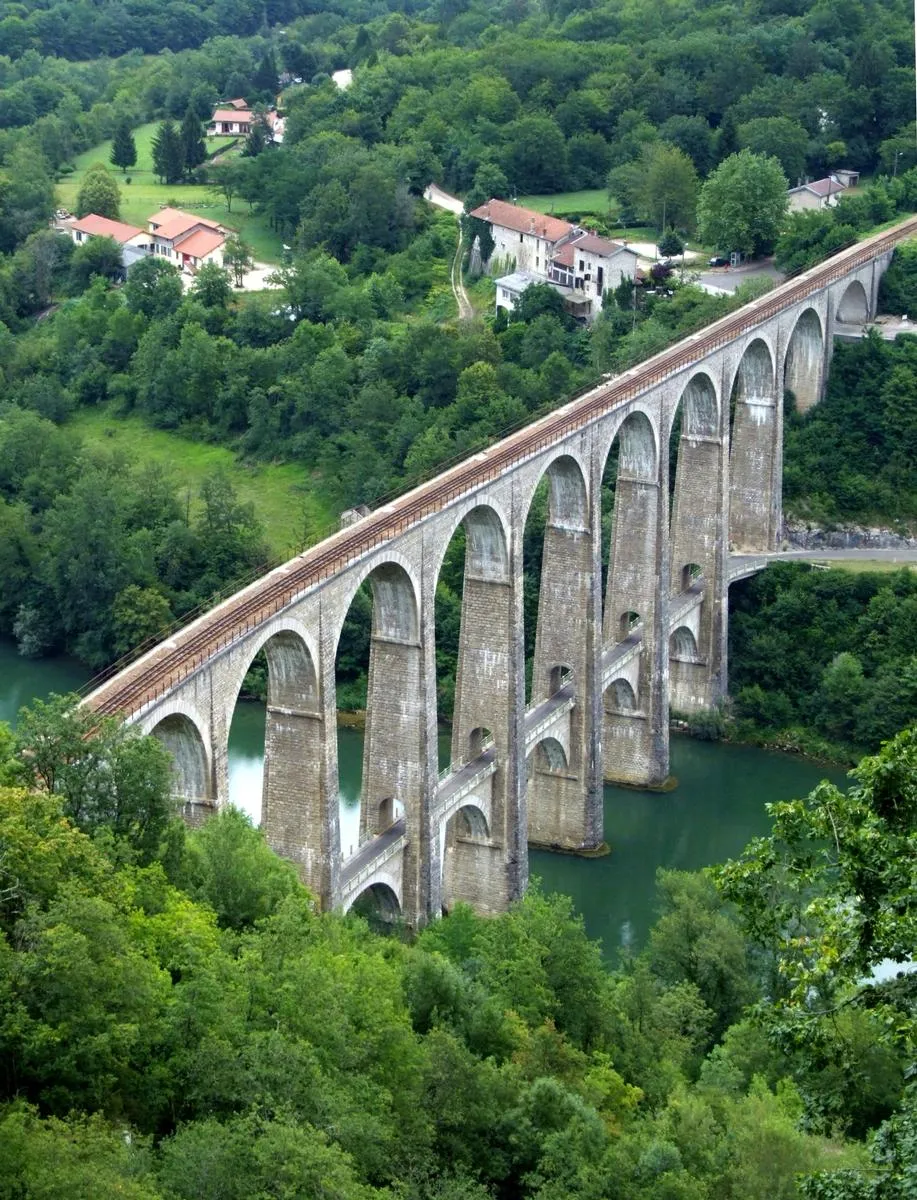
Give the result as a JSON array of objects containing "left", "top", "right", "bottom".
[{"left": 84, "top": 217, "right": 917, "bottom": 721}]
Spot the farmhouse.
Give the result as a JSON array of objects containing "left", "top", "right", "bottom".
[
  {"left": 787, "top": 170, "right": 859, "bottom": 213},
  {"left": 147, "top": 207, "right": 227, "bottom": 271},
  {"left": 208, "top": 105, "right": 253, "bottom": 135},
  {"left": 69, "top": 214, "right": 149, "bottom": 250},
  {"left": 468, "top": 198, "right": 639, "bottom": 322}
]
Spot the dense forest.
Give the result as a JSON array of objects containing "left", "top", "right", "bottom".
[{"left": 0, "top": 701, "right": 915, "bottom": 1198}]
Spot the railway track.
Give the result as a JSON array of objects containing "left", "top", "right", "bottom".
[{"left": 85, "top": 217, "right": 917, "bottom": 721}]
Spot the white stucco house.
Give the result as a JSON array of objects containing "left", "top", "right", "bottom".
[
  {"left": 468, "top": 198, "right": 639, "bottom": 322},
  {"left": 787, "top": 170, "right": 859, "bottom": 213}
]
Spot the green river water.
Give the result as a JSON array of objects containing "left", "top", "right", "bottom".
[{"left": 0, "top": 639, "right": 847, "bottom": 957}]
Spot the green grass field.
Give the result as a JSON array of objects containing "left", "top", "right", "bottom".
[
  {"left": 803, "top": 558, "right": 916, "bottom": 574},
  {"left": 58, "top": 122, "right": 283, "bottom": 263},
  {"left": 519, "top": 189, "right": 611, "bottom": 214},
  {"left": 70, "top": 406, "right": 335, "bottom": 559}
]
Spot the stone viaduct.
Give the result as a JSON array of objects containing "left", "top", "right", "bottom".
[{"left": 84, "top": 218, "right": 916, "bottom": 926}]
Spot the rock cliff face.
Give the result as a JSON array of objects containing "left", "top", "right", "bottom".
[{"left": 783, "top": 521, "right": 917, "bottom": 549}]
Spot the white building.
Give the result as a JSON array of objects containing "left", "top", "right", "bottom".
[
  {"left": 787, "top": 171, "right": 859, "bottom": 213},
  {"left": 469, "top": 198, "right": 639, "bottom": 322}
]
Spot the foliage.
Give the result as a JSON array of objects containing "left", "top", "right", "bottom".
[
  {"left": 10, "top": 693, "right": 177, "bottom": 861},
  {"left": 110, "top": 119, "right": 137, "bottom": 174},
  {"left": 783, "top": 331, "right": 917, "bottom": 524},
  {"left": 696, "top": 149, "right": 788, "bottom": 257},
  {"left": 75, "top": 162, "right": 121, "bottom": 221},
  {"left": 151, "top": 120, "right": 183, "bottom": 186},
  {"left": 729, "top": 563, "right": 917, "bottom": 752}
]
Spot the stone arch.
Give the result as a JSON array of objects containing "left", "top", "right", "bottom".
[
  {"left": 611, "top": 409, "right": 658, "bottom": 481},
  {"left": 346, "top": 881, "right": 402, "bottom": 921},
  {"left": 680, "top": 563, "right": 702, "bottom": 590},
  {"left": 468, "top": 725, "right": 494, "bottom": 758},
  {"left": 837, "top": 278, "right": 869, "bottom": 324},
  {"left": 784, "top": 308, "right": 824, "bottom": 414},
  {"left": 461, "top": 504, "right": 511, "bottom": 583},
  {"left": 431, "top": 497, "right": 512, "bottom": 585},
  {"left": 522, "top": 451, "right": 590, "bottom": 532},
  {"left": 608, "top": 678, "right": 638, "bottom": 711},
  {"left": 731, "top": 338, "right": 775, "bottom": 411},
  {"left": 549, "top": 663, "right": 572, "bottom": 693},
  {"left": 532, "top": 736, "right": 568, "bottom": 771},
  {"left": 151, "top": 712, "right": 210, "bottom": 805},
  {"left": 332, "top": 551, "right": 422, "bottom": 656},
  {"left": 672, "top": 370, "right": 719, "bottom": 439},
  {"left": 670, "top": 626, "right": 699, "bottom": 660},
  {"left": 619, "top": 610, "right": 640, "bottom": 637},
  {"left": 729, "top": 338, "right": 778, "bottom": 552},
  {"left": 454, "top": 803, "right": 490, "bottom": 840}
]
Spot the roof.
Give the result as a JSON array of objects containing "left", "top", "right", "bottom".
[
  {"left": 71, "top": 214, "right": 144, "bottom": 243},
  {"left": 468, "top": 199, "right": 573, "bottom": 243},
  {"left": 494, "top": 269, "right": 543, "bottom": 292},
  {"left": 573, "top": 231, "right": 638, "bottom": 258},
  {"left": 224, "top": 97, "right": 248, "bottom": 109},
  {"left": 789, "top": 177, "right": 847, "bottom": 198},
  {"left": 176, "top": 228, "right": 225, "bottom": 259},
  {"left": 149, "top": 207, "right": 223, "bottom": 241},
  {"left": 211, "top": 109, "right": 253, "bottom": 124}
]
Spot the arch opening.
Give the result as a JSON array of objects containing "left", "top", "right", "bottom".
[
  {"left": 454, "top": 803, "right": 490, "bottom": 841},
  {"left": 731, "top": 339, "right": 774, "bottom": 420},
  {"left": 607, "top": 678, "right": 638, "bottom": 712},
  {"left": 468, "top": 726, "right": 494, "bottom": 758},
  {"left": 336, "top": 561, "right": 419, "bottom": 848},
  {"left": 522, "top": 455, "right": 589, "bottom": 715},
  {"left": 227, "top": 629, "right": 320, "bottom": 828},
  {"left": 348, "top": 882, "right": 402, "bottom": 931},
  {"left": 670, "top": 625, "right": 699, "bottom": 661},
  {"left": 534, "top": 736, "right": 568, "bottom": 772},
  {"left": 729, "top": 338, "right": 778, "bottom": 552},
  {"left": 152, "top": 712, "right": 209, "bottom": 804},
  {"left": 837, "top": 279, "right": 869, "bottom": 324},
  {"left": 784, "top": 308, "right": 824, "bottom": 415},
  {"left": 620, "top": 610, "right": 640, "bottom": 638},
  {"left": 681, "top": 563, "right": 702, "bottom": 591}
]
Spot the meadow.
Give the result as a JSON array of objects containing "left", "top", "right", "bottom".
[{"left": 70, "top": 405, "right": 335, "bottom": 559}]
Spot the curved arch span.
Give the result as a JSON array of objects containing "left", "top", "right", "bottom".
[
  {"left": 670, "top": 626, "right": 699, "bottom": 660},
  {"left": 532, "top": 736, "right": 568, "bottom": 772},
  {"left": 732, "top": 338, "right": 775, "bottom": 407},
  {"left": 347, "top": 882, "right": 402, "bottom": 922},
  {"left": 676, "top": 371, "right": 719, "bottom": 439},
  {"left": 454, "top": 803, "right": 490, "bottom": 840},
  {"left": 784, "top": 308, "right": 824, "bottom": 414},
  {"left": 608, "top": 678, "right": 637, "bottom": 712},
  {"left": 614, "top": 410, "right": 658, "bottom": 481},
  {"left": 151, "top": 712, "right": 209, "bottom": 802},
  {"left": 837, "top": 279, "right": 869, "bottom": 324}
]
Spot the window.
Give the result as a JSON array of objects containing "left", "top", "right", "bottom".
[
  {"left": 579, "top": 259, "right": 585, "bottom": 271},
  {"left": 519, "top": 233, "right": 524, "bottom": 243},
  {"left": 535, "top": 256, "right": 540, "bottom": 267}
]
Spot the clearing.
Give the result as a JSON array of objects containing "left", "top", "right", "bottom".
[
  {"left": 57, "top": 121, "right": 283, "bottom": 263},
  {"left": 70, "top": 406, "right": 334, "bottom": 559}
]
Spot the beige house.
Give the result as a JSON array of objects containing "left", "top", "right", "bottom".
[{"left": 787, "top": 172, "right": 858, "bottom": 213}]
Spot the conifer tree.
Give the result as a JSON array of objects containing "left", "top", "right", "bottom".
[
  {"left": 110, "top": 119, "right": 136, "bottom": 174},
  {"left": 180, "top": 106, "right": 206, "bottom": 177},
  {"left": 151, "top": 121, "right": 183, "bottom": 185}
]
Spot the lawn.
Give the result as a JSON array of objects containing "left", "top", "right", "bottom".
[
  {"left": 803, "top": 558, "right": 916, "bottom": 574},
  {"left": 69, "top": 406, "right": 335, "bottom": 560},
  {"left": 518, "top": 189, "right": 612, "bottom": 214},
  {"left": 58, "top": 122, "right": 283, "bottom": 263}
]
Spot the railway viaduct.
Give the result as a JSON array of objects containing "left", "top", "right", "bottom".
[{"left": 84, "top": 219, "right": 916, "bottom": 926}]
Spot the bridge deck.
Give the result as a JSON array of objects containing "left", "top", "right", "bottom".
[{"left": 83, "top": 219, "right": 917, "bottom": 723}]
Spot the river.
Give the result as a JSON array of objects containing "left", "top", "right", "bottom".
[{"left": 0, "top": 639, "right": 847, "bottom": 957}]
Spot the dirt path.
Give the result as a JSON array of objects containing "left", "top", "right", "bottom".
[{"left": 451, "top": 223, "right": 473, "bottom": 320}]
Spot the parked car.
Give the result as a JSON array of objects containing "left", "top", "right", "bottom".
[{"left": 708, "top": 255, "right": 729, "bottom": 267}]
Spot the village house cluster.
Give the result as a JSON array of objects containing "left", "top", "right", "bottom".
[
  {"left": 468, "top": 198, "right": 640, "bottom": 323},
  {"left": 68, "top": 207, "right": 228, "bottom": 275}
]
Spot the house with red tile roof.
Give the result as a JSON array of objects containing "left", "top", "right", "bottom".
[
  {"left": 208, "top": 106, "right": 253, "bottom": 135},
  {"left": 468, "top": 198, "right": 638, "bottom": 322},
  {"left": 69, "top": 214, "right": 149, "bottom": 249},
  {"left": 147, "top": 207, "right": 227, "bottom": 271}
]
